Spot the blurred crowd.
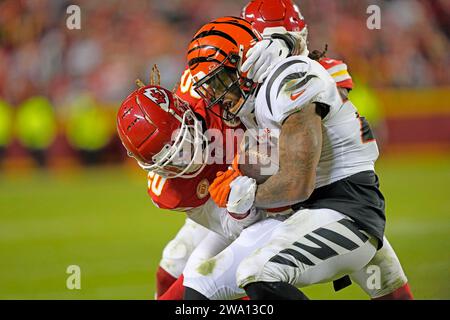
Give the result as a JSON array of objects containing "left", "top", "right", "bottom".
[
  {"left": 0, "top": 0, "right": 449, "bottom": 164},
  {"left": 1, "top": 0, "right": 449, "bottom": 104}
]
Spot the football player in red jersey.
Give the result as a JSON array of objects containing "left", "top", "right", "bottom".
[
  {"left": 117, "top": 82, "right": 267, "bottom": 300},
  {"left": 120, "top": 79, "right": 299, "bottom": 301},
  {"left": 148, "top": 73, "right": 246, "bottom": 298}
]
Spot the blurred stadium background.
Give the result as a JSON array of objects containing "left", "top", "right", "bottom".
[{"left": 0, "top": 0, "right": 449, "bottom": 299}]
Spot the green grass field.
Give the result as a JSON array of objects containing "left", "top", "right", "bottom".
[{"left": 1, "top": 154, "right": 449, "bottom": 299}]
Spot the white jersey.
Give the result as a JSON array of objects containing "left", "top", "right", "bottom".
[{"left": 242, "top": 56, "right": 379, "bottom": 188}]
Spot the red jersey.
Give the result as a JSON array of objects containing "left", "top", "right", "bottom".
[
  {"left": 147, "top": 67, "right": 244, "bottom": 211},
  {"left": 319, "top": 57, "right": 354, "bottom": 90}
]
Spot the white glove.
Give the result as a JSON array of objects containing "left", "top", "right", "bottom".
[
  {"left": 240, "top": 38, "right": 289, "bottom": 83},
  {"left": 221, "top": 207, "right": 263, "bottom": 239},
  {"left": 226, "top": 175, "right": 257, "bottom": 215}
]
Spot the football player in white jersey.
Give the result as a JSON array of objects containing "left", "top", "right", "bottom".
[
  {"left": 240, "top": 0, "right": 411, "bottom": 299},
  {"left": 183, "top": 15, "right": 402, "bottom": 300},
  {"left": 156, "top": 1, "right": 411, "bottom": 300}
]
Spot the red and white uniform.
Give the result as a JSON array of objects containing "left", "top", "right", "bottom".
[
  {"left": 146, "top": 137, "right": 226, "bottom": 212},
  {"left": 319, "top": 57, "right": 354, "bottom": 90}
]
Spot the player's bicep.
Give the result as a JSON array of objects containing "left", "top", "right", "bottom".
[
  {"left": 278, "top": 102, "right": 322, "bottom": 196},
  {"left": 253, "top": 102, "right": 322, "bottom": 208}
]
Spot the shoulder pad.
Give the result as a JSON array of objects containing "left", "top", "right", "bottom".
[{"left": 262, "top": 57, "right": 326, "bottom": 124}]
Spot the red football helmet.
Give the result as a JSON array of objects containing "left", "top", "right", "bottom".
[
  {"left": 117, "top": 85, "right": 208, "bottom": 178},
  {"left": 241, "top": 0, "right": 307, "bottom": 35}
]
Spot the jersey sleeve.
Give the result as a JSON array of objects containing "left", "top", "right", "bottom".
[
  {"left": 146, "top": 163, "right": 228, "bottom": 211},
  {"left": 263, "top": 57, "right": 331, "bottom": 125},
  {"left": 147, "top": 172, "right": 189, "bottom": 211},
  {"left": 319, "top": 58, "right": 354, "bottom": 90},
  {"left": 147, "top": 171, "right": 211, "bottom": 211}
]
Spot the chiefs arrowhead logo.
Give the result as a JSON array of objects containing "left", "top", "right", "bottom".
[
  {"left": 143, "top": 87, "right": 169, "bottom": 110},
  {"left": 196, "top": 179, "right": 210, "bottom": 199}
]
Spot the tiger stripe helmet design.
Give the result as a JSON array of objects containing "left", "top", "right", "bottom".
[{"left": 187, "top": 16, "right": 262, "bottom": 119}]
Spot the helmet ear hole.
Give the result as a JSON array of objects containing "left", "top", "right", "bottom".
[{"left": 229, "top": 54, "right": 240, "bottom": 65}]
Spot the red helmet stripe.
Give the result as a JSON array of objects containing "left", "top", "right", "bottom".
[{"left": 134, "top": 96, "right": 157, "bottom": 148}]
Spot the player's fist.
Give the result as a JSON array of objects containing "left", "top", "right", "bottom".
[{"left": 226, "top": 175, "right": 257, "bottom": 215}]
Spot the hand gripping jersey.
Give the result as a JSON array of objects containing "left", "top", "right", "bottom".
[{"left": 241, "top": 55, "right": 385, "bottom": 246}]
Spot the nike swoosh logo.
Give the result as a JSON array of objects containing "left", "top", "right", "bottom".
[{"left": 290, "top": 89, "right": 306, "bottom": 101}]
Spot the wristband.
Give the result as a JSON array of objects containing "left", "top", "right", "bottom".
[{"left": 271, "top": 33, "right": 297, "bottom": 56}]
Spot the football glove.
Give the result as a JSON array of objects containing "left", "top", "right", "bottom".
[
  {"left": 240, "top": 38, "right": 289, "bottom": 83},
  {"left": 209, "top": 155, "right": 257, "bottom": 215},
  {"left": 226, "top": 175, "right": 257, "bottom": 215},
  {"left": 220, "top": 206, "right": 263, "bottom": 239},
  {"left": 208, "top": 154, "right": 242, "bottom": 208}
]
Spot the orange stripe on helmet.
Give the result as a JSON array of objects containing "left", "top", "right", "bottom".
[
  {"left": 187, "top": 45, "right": 229, "bottom": 59},
  {"left": 187, "top": 17, "right": 262, "bottom": 80},
  {"left": 210, "top": 20, "right": 260, "bottom": 41},
  {"left": 191, "top": 29, "right": 238, "bottom": 46}
]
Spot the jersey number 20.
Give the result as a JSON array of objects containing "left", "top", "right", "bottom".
[{"left": 147, "top": 172, "right": 167, "bottom": 196}]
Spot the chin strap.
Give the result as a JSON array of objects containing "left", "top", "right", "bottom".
[{"left": 237, "top": 83, "right": 260, "bottom": 117}]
